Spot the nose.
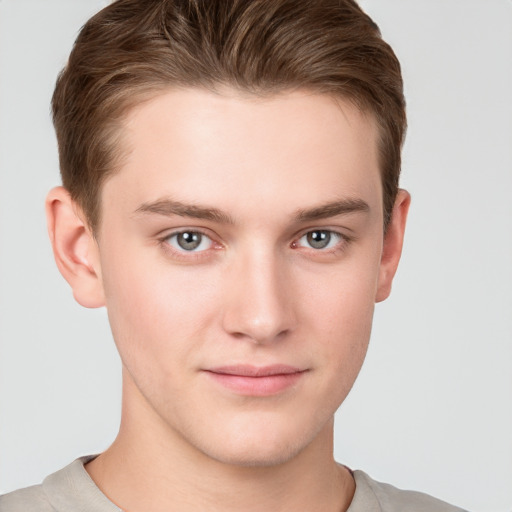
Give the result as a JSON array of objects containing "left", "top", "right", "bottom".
[{"left": 221, "top": 249, "right": 297, "bottom": 344}]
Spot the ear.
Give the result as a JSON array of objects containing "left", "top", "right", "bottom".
[
  {"left": 46, "top": 186, "right": 105, "bottom": 308},
  {"left": 375, "top": 189, "right": 411, "bottom": 303}
]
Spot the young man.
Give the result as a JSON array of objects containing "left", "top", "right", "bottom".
[{"left": 1, "top": 1, "right": 467, "bottom": 510}]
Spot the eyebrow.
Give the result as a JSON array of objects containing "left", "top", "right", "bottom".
[
  {"left": 134, "top": 199, "right": 235, "bottom": 224},
  {"left": 294, "top": 198, "right": 370, "bottom": 222},
  {"left": 134, "top": 196, "right": 369, "bottom": 224}
]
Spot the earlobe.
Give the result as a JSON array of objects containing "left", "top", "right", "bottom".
[
  {"left": 375, "top": 189, "right": 411, "bottom": 303},
  {"left": 46, "top": 186, "right": 105, "bottom": 308}
]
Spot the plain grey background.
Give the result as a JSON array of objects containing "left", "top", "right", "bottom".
[{"left": 0, "top": 1, "right": 511, "bottom": 510}]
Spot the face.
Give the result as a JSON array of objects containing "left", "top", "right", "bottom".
[{"left": 88, "top": 88, "right": 395, "bottom": 465}]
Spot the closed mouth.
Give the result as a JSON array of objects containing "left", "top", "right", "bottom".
[{"left": 203, "top": 365, "right": 307, "bottom": 396}]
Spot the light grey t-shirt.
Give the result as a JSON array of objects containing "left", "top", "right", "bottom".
[{"left": 0, "top": 456, "right": 468, "bottom": 511}]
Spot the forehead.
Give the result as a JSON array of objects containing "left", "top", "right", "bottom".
[{"left": 101, "top": 88, "right": 382, "bottom": 223}]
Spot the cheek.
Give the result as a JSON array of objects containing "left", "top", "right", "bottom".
[
  {"left": 310, "top": 280, "right": 374, "bottom": 374},
  {"left": 302, "top": 249, "right": 379, "bottom": 332},
  {"left": 98, "top": 243, "right": 220, "bottom": 371},
  {"left": 303, "top": 282, "right": 374, "bottom": 416},
  {"left": 297, "top": 249, "right": 380, "bottom": 382}
]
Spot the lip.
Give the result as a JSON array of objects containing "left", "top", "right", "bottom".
[{"left": 203, "top": 365, "right": 307, "bottom": 396}]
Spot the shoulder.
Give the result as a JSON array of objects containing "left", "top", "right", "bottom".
[
  {"left": 350, "top": 470, "right": 469, "bottom": 512},
  {"left": 0, "top": 484, "right": 54, "bottom": 512},
  {"left": 0, "top": 455, "right": 120, "bottom": 512}
]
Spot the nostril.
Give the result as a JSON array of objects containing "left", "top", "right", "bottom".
[{"left": 220, "top": 258, "right": 297, "bottom": 344}]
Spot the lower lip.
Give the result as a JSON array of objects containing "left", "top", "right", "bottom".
[{"left": 205, "top": 371, "right": 305, "bottom": 396}]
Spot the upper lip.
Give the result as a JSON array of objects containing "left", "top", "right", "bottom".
[{"left": 206, "top": 365, "right": 305, "bottom": 377}]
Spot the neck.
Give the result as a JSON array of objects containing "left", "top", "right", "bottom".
[{"left": 86, "top": 371, "right": 355, "bottom": 512}]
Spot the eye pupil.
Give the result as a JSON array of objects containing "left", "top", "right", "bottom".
[
  {"left": 307, "top": 230, "right": 331, "bottom": 249},
  {"left": 177, "top": 232, "right": 202, "bottom": 250}
]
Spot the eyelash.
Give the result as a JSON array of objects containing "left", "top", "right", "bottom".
[
  {"left": 158, "top": 229, "right": 220, "bottom": 262},
  {"left": 294, "top": 230, "right": 346, "bottom": 249},
  {"left": 291, "top": 229, "right": 352, "bottom": 256},
  {"left": 157, "top": 228, "right": 352, "bottom": 261}
]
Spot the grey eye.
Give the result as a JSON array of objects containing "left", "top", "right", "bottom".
[
  {"left": 168, "top": 231, "right": 211, "bottom": 252},
  {"left": 306, "top": 230, "right": 331, "bottom": 249},
  {"left": 177, "top": 232, "right": 202, "bottom": 250},
  {"left": 297, "top": 230, "right": 342, "bottom": 250}
]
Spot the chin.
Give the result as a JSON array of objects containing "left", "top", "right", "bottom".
[
  {"left": 204, "top": 440, "right": 304, "bottom": 468},
  {"left": 193, "top": 416, "right": 331, "bottom": 468}
]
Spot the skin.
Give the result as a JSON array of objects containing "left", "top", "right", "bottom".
[{"left": 46, "top": 88, "right": 410, "bottom": 512}]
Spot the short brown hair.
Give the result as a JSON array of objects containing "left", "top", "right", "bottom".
[{"left": 52, "top": 0, "right": 406, "bottom": 232}]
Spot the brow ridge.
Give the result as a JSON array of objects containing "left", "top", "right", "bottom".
[
  {"left": 135, "top": 196, "right": 369, "bottom": 225},
  {"left": 135, "top": 199, "right": 234, "bottom": 224},
  {"left": 294, "top": 198, "right": 370, "bottom": 222}
]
